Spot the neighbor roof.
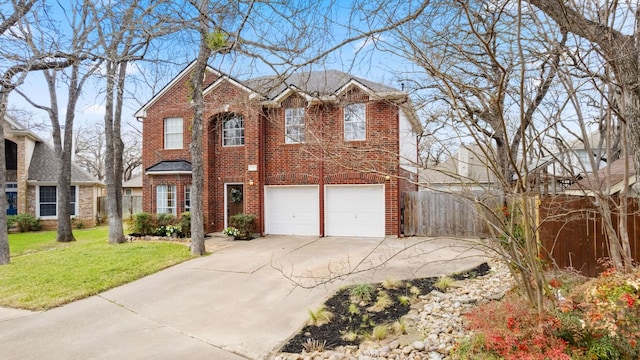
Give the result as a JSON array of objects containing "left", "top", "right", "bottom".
[
  {"left": 145, "top": 160, "right": 192, "bottom": 174},
  {"left": 565, "top": 157, "right": 636, "bottom": 196},
  {"left": 122, "top": 175, "right": 143, "bottom": 188},
  {"left": 28, "top": 142, "right": 101, "bottom": 184}
]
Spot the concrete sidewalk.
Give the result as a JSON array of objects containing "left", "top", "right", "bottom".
[{"left": 0, "top": 235, "right": 487, "bottom": 360}]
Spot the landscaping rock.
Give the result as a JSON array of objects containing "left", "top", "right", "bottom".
[{"left": 275, "top": 258, "right": 514, "bottom": 360}]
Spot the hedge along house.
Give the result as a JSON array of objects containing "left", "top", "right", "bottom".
[
  {"left": 3, "top": 115, "right": 104, "bottom": 229},
  {"left": 137, "top": 61, "right": 422, "bottom": 237}
]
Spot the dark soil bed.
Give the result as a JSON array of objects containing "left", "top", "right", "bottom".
[{"left": 280, "top": 262, "right": 490, "bottom": 353}]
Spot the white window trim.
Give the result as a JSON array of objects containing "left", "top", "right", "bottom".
[
  {"left": 36, "top": 185, "right": 79, "bottom": 220},
  {"left": 222, "top": 115, "right": 245, "bottom": 147},
  {"left": 344, "top": 103, "right": 366, "bottom": 141},
  {"left": 164, "top": 117, "right": 183, "bottom": 150},
  {"left": 156, "top": 184, "right": 177, "bottom": 215},
  {"left": 285, "top": 107, "right": 305, "bottom": 144},
  {"left": 184, "top": 184, "right": 191, "bottom": 212}
]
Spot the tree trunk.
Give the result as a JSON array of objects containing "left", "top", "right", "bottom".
[
  {"left": 56, "top": 65, "right": 82, "bottom": 243},
  {"left": 104, "top": 61, "right": 126, "bottom": 244},
  {"left": 0, "top": 90, "right": 11, "bottom": 264},
  {"left": 189, "top": 3, "right": 213, "bottom": 256}
]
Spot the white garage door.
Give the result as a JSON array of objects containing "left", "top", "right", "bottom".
[
  {"left": 325, "top": 185, "right": 385, "bottom": 237},
  {"left": 264, "top": 186, "right": 319, "bottom": 235}
]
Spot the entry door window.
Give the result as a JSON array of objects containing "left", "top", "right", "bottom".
[{"left": 226, "top": 184, "right": 244, "bottom": 225}]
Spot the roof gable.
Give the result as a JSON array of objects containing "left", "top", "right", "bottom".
[
  {"left": 28, "top": 142, "right": 101, "bottom": 184},
  {"left": 134, "top": 61, "right": 221, "bottom": 118}
]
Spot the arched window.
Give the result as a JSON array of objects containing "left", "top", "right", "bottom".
[{"left": 222, "top": 114, "right": 244, "bottom": 146}]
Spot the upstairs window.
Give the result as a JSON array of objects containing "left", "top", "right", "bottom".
[
  {"left": 285, "top": 108, "right": 305, "bottom": 144},
  {"left": 344, "top": 103, "right": 366, "bottom": 141},
  {"left": 164, "top": 117, "right": 183, "bottom": 149},
  {"left": 222, "top": 115, "right": 244, "bottom": 146}
]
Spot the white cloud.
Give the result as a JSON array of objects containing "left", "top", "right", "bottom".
[
  {"left": 82, "top": 103, "right": 105, "bottom": 115},
  {"left": 353, "top": 34, "right": 385, "bottom": 53}
]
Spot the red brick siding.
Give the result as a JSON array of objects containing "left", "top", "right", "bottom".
[{"left": 142, "top": 72, "right": 407, "bottom": 236}]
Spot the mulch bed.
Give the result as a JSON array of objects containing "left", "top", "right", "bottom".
[{"left": 280, "top": 262, "right": 490, "bottom": 353}]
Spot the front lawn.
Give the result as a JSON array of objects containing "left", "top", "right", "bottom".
[{"left": 0, "top": 226, "right": 195, "bottom": 310}]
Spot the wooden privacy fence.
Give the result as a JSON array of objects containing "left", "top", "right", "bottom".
[
  {"left": 538, "top": 195, "right": 640, "bottom": 277},
  {"left": 98, "top": 195, "right": 143, "bottom": 221},
  {"left": 402, "top": 191, "right": 500, "bottom": 237}
]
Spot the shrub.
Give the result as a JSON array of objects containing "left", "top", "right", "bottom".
[
  {"left": 178, "top": 212, "right": 191, "bottom": 238},
  {"left": 6, "top": 215, "right": 17, "bottom": 230},
  {"left": 11, "top": 213, "right": 41, "bottom": 232},
  {"left": 455, "top": 295, "right": 571, "bottom": 360},
  {"left": 558, "top": 267, "right": 640, "bottom": 359},
  {"left": 130, "top": 213, "right": 156, "bottom": 235},
  {"left": 229, "top": 213, "right": 256, "bottom": 239},
  {"left": 307, "top": 305, "right": 334, "bottom": 326},
  {"left": 350, "top": 283, "right": 375, "bottom": 305},
  {"left": 155, "top": 213, "right": 175, "bottom": 227}
]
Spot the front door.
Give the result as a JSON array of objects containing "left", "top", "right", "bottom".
[
  {"left": 226, "top": 184, "right": 244, "bottom": 227},
  {"left": 6, "top": 192, "right": 17, "bottom": 215}
]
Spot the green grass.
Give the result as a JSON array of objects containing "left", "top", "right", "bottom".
[{"left": 0, "top": 226, "right": 195, "bottom": 310}]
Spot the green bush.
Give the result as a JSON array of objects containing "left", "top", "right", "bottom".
[
  {"left": 178, "top": 212, "right": 191, "bottom": 238},
  {"left": 11, "top": 214, "right": 42, "bottom": 232},
  {"left": 155, "top": 213, "right": 175, "bottom": 227},
  {"left": 229, "top": 213, "right": 256, "bottom": 239},
  {"left": 7, "top": 215, "right": 17, "bottom": 230},
  {"left": 130, "top": 213, "right": 156, "bottom": 235}
]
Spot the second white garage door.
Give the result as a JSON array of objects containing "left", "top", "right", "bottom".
[
  {"left": 325, "top": 185, "right": 385, "bottom": 237},
  {"left": 264, "top": 186, "right": 319, "bottom": 236}
]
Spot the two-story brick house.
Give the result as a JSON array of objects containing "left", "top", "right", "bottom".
[{"left": 136, "top": 62, "right": 421, "bottom": 237}]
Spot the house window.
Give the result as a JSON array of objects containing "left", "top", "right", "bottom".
[
  {"left": 184, "top": 185, "right": 191, "bottom": 212},
  {"left": 124, "top": 188, "right": 132, "bottom": 196},
  {"left": 164, "top": 117, "right": 183, "bottom": 149},
  {"left": 344, "top": 103, "right": 366, "bottom": 141},
  {"left": 157, "top": 184, "right": 176, "bottom": 215},
  {"left": 37, "top": 185, "right": 77, "bottom": 218},
  {"left": 285, "top": 108, "right": 305, "bottom": 144},
  {"left": 222, "top": 115, "right": 244, "bottom": 146}
]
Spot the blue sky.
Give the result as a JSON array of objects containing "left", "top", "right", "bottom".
[{"left": 6, "top": 0, "right": 417, "bottom": 139}]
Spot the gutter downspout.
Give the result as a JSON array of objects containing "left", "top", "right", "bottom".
[{"left": 319, "top": 104, "right": 325, "bottom": 237}]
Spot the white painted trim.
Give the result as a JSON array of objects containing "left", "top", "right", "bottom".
[{"left": 35, "top": 185, "right": 79, "bottom": 220}]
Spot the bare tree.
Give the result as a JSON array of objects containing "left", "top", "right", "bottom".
[
  {"left": 0, "top": 0, "right": 79, "bottom": 261},
  {"left": 521, "top": 0, "right": 637, "bottom": 271},
  {"left": 14, "top": 1, "right": 100, "bottom": 242},
  {"left": 74, "top": 123, "right": 141, "bottom": 182},
  {"left": 88, "top": 0, "right": 175, "bottom": 244}
]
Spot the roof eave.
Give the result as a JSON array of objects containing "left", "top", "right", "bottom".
[{"left": 145, "top": 171, "right": 193, "bottom": 176}]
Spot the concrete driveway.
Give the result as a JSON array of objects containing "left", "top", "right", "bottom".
[{"left": 0, "top": 235, "right": 487, "bottom": 360}]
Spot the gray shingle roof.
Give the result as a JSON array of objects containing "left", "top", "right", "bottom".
[
  {"left": 146, "top": 160, "right": 192, "bottom": 173},
  {"left": 245, "top": 70, "right": 401, "bottom": 99},
  {"left": 28, "top": 142, "right": 101, "bottom": 183}
]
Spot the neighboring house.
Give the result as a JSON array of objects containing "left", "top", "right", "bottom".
[
  {"left": 4, "top": 115, "right": 104, "bottom": 229},
  {"left": 419, "top": 145, "right": 497, "bottom": 192},
  {"left": 136, "top": 62, "right": 422, "bottom": 237},
  {"left": 122, "top": 175, "right": 143, "bottom": 196},
  {"left": 564, "top": 156, "right": 637, "bottom": 197}
]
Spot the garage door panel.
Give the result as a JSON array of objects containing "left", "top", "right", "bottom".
[
  {"left": 325, "top": 185, "right": 385, "bottom": 237},
  {"left": 265, "top": 186, "right": 319, "bottom": 236}
]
